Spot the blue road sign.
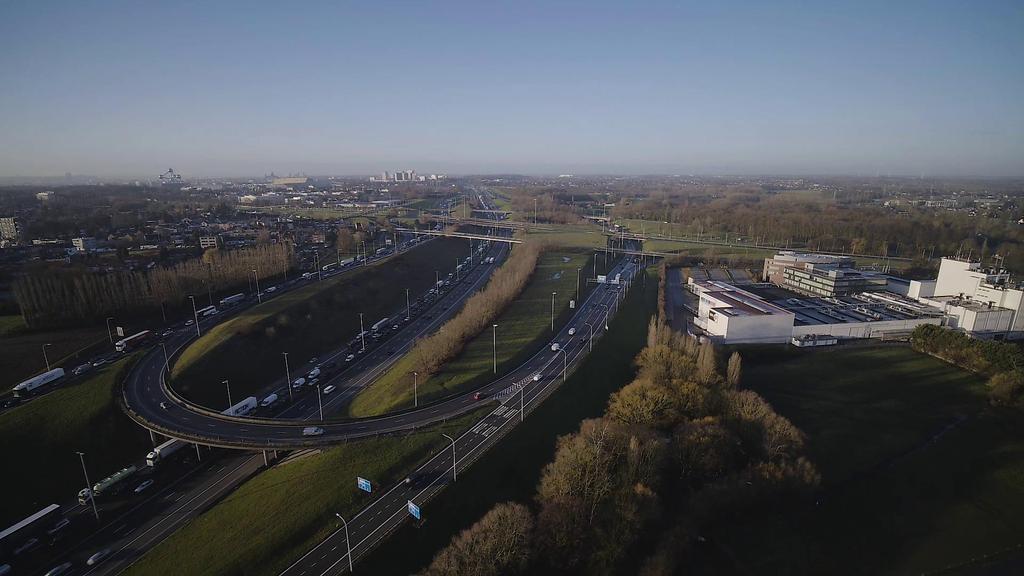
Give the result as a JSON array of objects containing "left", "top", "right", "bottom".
[
  {"left": 357, "top": 477, "right": 371, "bottom": 493},
  {"left": 407, "top": 500, "right": 421, "bottom": 520}
]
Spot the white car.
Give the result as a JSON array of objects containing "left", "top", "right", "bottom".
[
  {"left": 550, "top": 343, "right": 560, "bottom": 351},
  {"left": 533, "top": 373, "right": 542, "bottom": 382},
  {"left": 308, "top": 367, "right": 321, "bottom": 379},
  {"left": 568, "top": 327, "right": 576, "bottom": 336},
  {"left": 323, "top": 385, "right": 336, "bottom": 395},
  {"left": 302, "top": 426, "right": 325, "bottom": 437},
  {"left": 292, "top": 377, "right": 306, "bottom": 389},
  {"left": 87, "top": 549, "right": 111, "bottom": 566},
  {"left": 134, "top": 479, "right": 154, "bottom": 493},
  {"left": 345, "top": 354, "right": 355, "bottom": 362}
]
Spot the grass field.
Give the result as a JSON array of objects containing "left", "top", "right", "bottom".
[
  {"left": 171, "top": 238, "right": 468, "bottom": 408},
  {"left": 0, "top": 356, "right": 151, "bottom": 526},
  {"left": 357, "top": 268, "right": 658, "bottom": 574},
  {"left": 346, "top": 249, "right": 612, "bottom": 417},
  {"left": 1, "top": 323, "right": 109, "bottom": 392},
  {"left": 0, "top": 314, "right": 25, "bottom": 336},
  {"left": 125, "top": 409, "right": 487, "bottom": 576},
  {"left": 711, "top": 345, "right": 1024, "bottom": 575},
  {"left": 522, "top": 223, "right": 607, "bottom": 249}
]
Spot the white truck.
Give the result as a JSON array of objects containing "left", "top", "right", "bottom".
[
  {"left": 260, "top": 393, "right": 279, "bottom": 407},
  {"left": 12, "top": 368, "right": 65, "bottom": 398},
  {"left": 370, "top": 318, "right": 390, "bottom": 333},
  {"left": 146, "top": 439, "right": 185, "bottom": 467},
  {"left": 221, "top": 396, "right": 258, "bottom": 417},
  {"left": 219, "top": 293, "right": 245, "bottom": 307}
]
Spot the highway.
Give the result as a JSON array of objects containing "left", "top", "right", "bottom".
[{"left": 280, "top": 257, "right": 640, "bottom": 575}]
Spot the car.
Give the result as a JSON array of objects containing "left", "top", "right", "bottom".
[
  {"left": 307, "top": 378, "right": 319, "bottom": 387},
  {"left": 345, "top": 354, "right": 355, "bottom": 362},
  {"left": 46, "top": 518, "right": 71, "bottom": 537},
  {"left": 160, "top": 401, "right": 169, "bottom": 410},
  {"left": 43, "top": 563, "right": 73, "bottom": 576},
  {"left": 302, "top": 426, "right": 325, "bottom": 437},
  {"left": 266, "top": 286, "right": 277, "bottom": 293},
  {"left": 323, "top": 385, "right": 336, "bottom": 394},
  {"left": 551, "top": 343, "right": 560, "bottom": 351},
  {"left": 73, "top": 363, "right": 93, "bottom": 376},
  {"left": 310, "top": 357, "right": 319, "bottom": 364},
  {"left": 568, "top": 327, "right": 576, "bottom": 336},
  {"left": 87, "top": 549, "right": 112, "bottom": 566},
  {"left": 292, "top": 377, "right": 306, "bottom": 389},
  {"left": 14, "top": 538, "right": 40, "bottom": 556},
  {"left": 473, "top": 392, "right": 484, "bottom": 400},
  {"left": 134, "top": 479, "right": 155, "bottom": 493},
  {"left": 92, "top": 358, "right": 110, "bottom": 367},
  {"left": 160, "top": 329, "right": 173, "bottom": 338},
  {"left": 185, "top": 319, "right": 194, "bottom": 326},
  {"left": 533, "top": 373, "right": 542, "bottom": 382},
  {"left": 307, "top": 367, "right": 321, "bottom": 379}
]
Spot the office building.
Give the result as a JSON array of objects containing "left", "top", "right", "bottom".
[
  {"left": 72, "top": 237, "right": 97, "bottom": 252},
  {"left": 199, "top": 236, "right": 219, "bottom": 249},
  {"left": 0, "top": 217, "right": 19, "bottom": 241}
]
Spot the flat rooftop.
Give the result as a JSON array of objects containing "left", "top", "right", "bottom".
[
  {"left": 691, "top": 279, "right": 793, "bottom": 317},
  {"left": 773, "top": 292, "right": 942, "bottom": 326}
]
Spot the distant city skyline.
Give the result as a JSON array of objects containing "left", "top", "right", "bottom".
[{"left": 1, "top": 1, "right": 1022, "bottom": 178}]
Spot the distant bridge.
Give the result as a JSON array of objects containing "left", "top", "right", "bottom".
[{"left": 397, "top": 228, "right": 522, "bottom": 244}]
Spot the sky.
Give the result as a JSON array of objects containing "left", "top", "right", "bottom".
[{"left": 0, "top": 0, "right": 1022, "bottom": 178}]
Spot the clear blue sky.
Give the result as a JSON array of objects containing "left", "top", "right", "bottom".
[{"left": 1, "top": 0, "right": 1021, "bottom": 178}]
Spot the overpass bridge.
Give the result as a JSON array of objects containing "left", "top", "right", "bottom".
[{"left": 397, "top": 228, "right": 522, "bottom": 244}]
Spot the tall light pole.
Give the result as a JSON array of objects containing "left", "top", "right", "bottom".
[
  {"left": 252, "top": 269, "right": 261, "bottom": 304},
  {"left": 412, "top": 372, "right": 418, "bottom": 407},
  {"left": 223, "top": 379, "right": 232, "bottom": 409},
  {"left": 76, "top": 451, "right": 100, "bottom": 520},
  {"left": 435, "top": 270, "right": 439, "bottom": 287},
  {"left": 559, "top": 349, "right": 567, "bottom": 382},
  {"left": 405, "top": 288, "right": 411, "bottom": 320},
  {"left": 188, "top": 295, "right": 201, "bottom": 337},
  {"left": 334, "top": 513, "right": 354, "bottom": 573},
  {"left": 42, "top": 343, "right": 52, "bottom": 371},
  {"left": 314, "top": 252, "right": 323, "bottom": 281},
  {"left": 551, "top": 292, "right": 557, "bottom": 331},
  {"left": 442, "top": 433, "right": 456, "bottom": 481},
  {"left": 585, "top": 322, "right": 594, "bottom": 352},
  {"left": 317, "top": 385, "right": 324, "bottom": 421},
  {"left": 161, "top": 342, "right": 170, "bottom": 375},
  {"left": 105, "top": 317, "right": 114, "bottom": 344},
  {"left": 359, "top": 313, "right": 366, "bottom": 352},
  {"left": 283, "top": 352, "right": 293, "bottom": 402},
  {"left": 492, "top": 324, "right": 498, "bottom": 373}
]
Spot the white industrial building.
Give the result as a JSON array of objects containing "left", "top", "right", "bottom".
[{"left": 908, "top": 257, "right": 1024, "bottom": 338}]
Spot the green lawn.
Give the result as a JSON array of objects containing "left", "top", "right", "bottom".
[
  {"left": 125, "top": 410, "right": 488, "bottom": 576},
  {"left": 523, "top": 224, "right": 607, "bottom": 249},
  {"left": 358, "top": 268, "right": 658, "bottom": 574},
  {"left": 171, "top": 238, "right": 468, "bottom": 408},
  {"left": 712, "top": 345, "right": 1024, "bottom": 575},
  {"left": 0, "top": 314, "right": 25, "bottom": 336},
  {"left": 346, "top": 249, "right": 610, "bottom": 417},
  {"left": 0, "top": 356, "right": 151, "bottom": 526}
]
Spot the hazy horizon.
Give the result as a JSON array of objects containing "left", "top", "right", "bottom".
[{"left": 2, "top": 0, "right": 1022, "bottom": 178}]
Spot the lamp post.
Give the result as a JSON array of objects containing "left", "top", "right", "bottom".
[
  {"left": 105, "top": 317, "right": 114, "bottom": 344},
  {"left": 492, "top": 324, "right": 498, "bottom": 373},
  {"left": 188, "top": 295, "right": 201, "bottom": 337},
  {"left": 253, "top": 269, "right": 261, "bottom": 304},
  {"left": 359, "top": 313, "right": 366, "bottom": 352},
  {"left": 283, "top": 352, "right": 293, "bottom": 402},
  {"left": 584, "top": 322, "right": 594, "bottom": 352},
  {"left": 76, "top": 451, "right": 100, "bottom": 520},
  {"left": 42, "top": 343, "right": 52, "bottom": 371},
  {"left": 334, "top": 513, "right": 354, "bottom": 573},
  {"left": 161, "top": 342, "right": 170, "bottom": 376},
  {"left": 405, "top": 288, "right": 411, "bottom": 320},
  {"left": 442, "top": 433, "right": 456, "bottom": 481},
  {"left": 317, "top": 384, "right": 324, "bottom": 421},
  {"left": 412, "top": 372, "right": 418, "bottom": 407},
  {"left": 576, "top": 267, "right": 581, "bottom": 304},
  {"left": 559, "top": 349, "right": 567, "bottom": 382},
  {"left": 551, "top": 292, "right": 557, "bottom": 331},
  {"left": 223, "top": 379, "right": 232, "bottom": 409}
]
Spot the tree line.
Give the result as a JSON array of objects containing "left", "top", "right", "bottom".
[
  {"left": 13, "top": 242, "right": 293, "bottom": 327},
  {"left": 408, "top": 239, "right": 543, "bottom": 377},
  {"left": 421, "top": 317, "right": 818, "bottom": 575},
  {"left": 911, "top": 324, "right": 1024, "bottom": 408}
]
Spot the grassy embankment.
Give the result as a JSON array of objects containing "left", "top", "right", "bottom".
[
  {"left": 0, "top": 356, "right": 150, "bottom": 526},
  {"left": 358, "top": 268, "right": 658, "bottom": 574},
  {"left": 125, "top": 409, "right": 488, "bottom": 576},
  {"left": 714, "top": 345, "right": 1024, "bottom": 575},
  {"left": 171, "top": 238, "right": 467, "bottom": 409},
  {"left": 1, "top": 320, "right": 110, "bottom": 391},
  {"left": 346, "top": 249, "right": 612, "bottom": 417}
]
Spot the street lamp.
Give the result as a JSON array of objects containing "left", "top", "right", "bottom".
[
  {"left": 551, "top": 292, "right": 557, "bottom": 331},
  {"left": 584, "top": 322, "right": 594, "bottom": 352},
  {"left": 188, "top": 295, "right": 201, "bottom": 337},
  {"left": 253, "top": 269, "right": 261, "bottom": 304},
  {"left": 317, "top": 384, "right": 324, "bottom": 421},
  {"left": 283, "top": 352, "right": 293, "bottom": 402},
  {"left": 42, "top": 343, "right": 52, "bottom": 371},
  {"left": 105, "top": 317, "right": 114, "bottom": 344},
  {"left": 405, "top": 288, "right": 411, "bottom": 320},
  {"left": 334, "top": 513, "right": 354, "bottom": 573},
  {"left": 76, "top": 451, "right": 100, "bottom": 520},
  {"left": 412, "top": 372, "right": 418, "bottom": 407},
  {"left": 558, "top": 349, "right": 567, "bottom": 382},
  {"left": 576, "top": 267, "right": 581, "bottom": 304},
  {"left": 492, "top": 324, "right": 498, "bottom": 373},
  {"left": 359, "top": 313, "right": 366, "bottom": 352},
  {"left": 442, "top": 433, "right": 456, "bottom": 481},
  {"left": 223, "top": 379, "right": 232, "bottom": 409}
]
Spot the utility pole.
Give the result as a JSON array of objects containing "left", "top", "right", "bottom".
[
  {"left": 188, "top": 295, "right": 201, "bottom": 337},
  {"left": 317, "top": 385, "right": 324, "bottom": 421},
  {"left": 442, "top": 433, "right": 456, "bottom": 481},
  {"left": 551, "top": 292, "right": 557, "bottom": 331},
  {"left": 575, "top": 267, "right": 581, "bottom": 304},
  {"left": 412, "top": 372, "right": 418, "bottom": 407},
  {"left": 42, "top": 343, "right": 51, "bottom": 371},
  {"left": 405, "top": 288, "right": 411, "bottom": 320},
  {"left": 335, "top": 513, "right": 354, "bottom": 573},
  {"left": 223, "top": 379, "right": 232, "bottom": 409},
  {"left": 492, "top": 324, "right": 498, "bottom": 373},
  {"left": 253, "top": 269, "right": 261, "bottom": 304},
  {"left": 283, "top": 352, "right": 293, "bottom": 402},
  {"left": 76, "top": 451, "right": 100, "bottom": 520}
]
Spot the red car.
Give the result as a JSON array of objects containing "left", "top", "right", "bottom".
[{"left": 473, "top": 392, "right": 484, "bottom": 401}]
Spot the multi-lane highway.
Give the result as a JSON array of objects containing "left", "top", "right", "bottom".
[{"left": 280, "top": 257, "right": 640, "bottom": 575}]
